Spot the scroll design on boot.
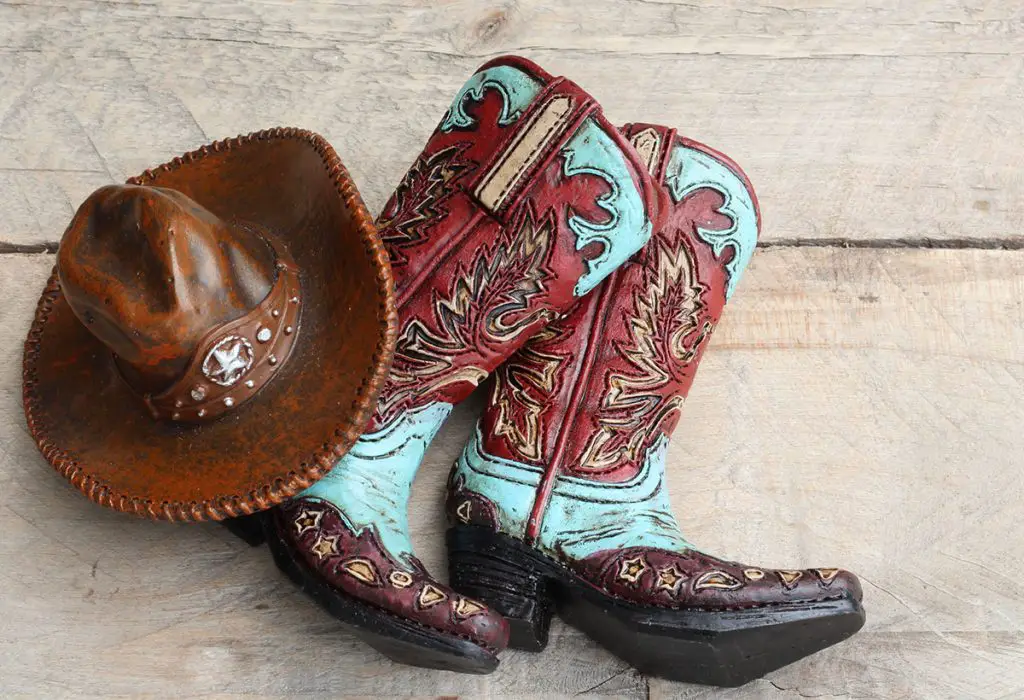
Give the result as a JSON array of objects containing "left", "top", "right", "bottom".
[
  {"left": 578, "top": 237, "right": 708, "bottom": 472},
  {"left": 490, "top": 320, "right": 573, "bottom": 462},
  {"left": 376, "top": 205, "right": 556, "bottom": 422},
  {"left": 663, "top": 142, "right": 759, "bottom": 300},
  {"left": 378, "top": 144, "right": 472, "bottom": 271}
]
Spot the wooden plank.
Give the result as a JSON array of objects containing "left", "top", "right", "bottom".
[
  {"left": 2, "top": 247, "right": 1023, "bottom": 697},
  {"left": 1, "top": 0, "right": 1022, "bottom": 246}
]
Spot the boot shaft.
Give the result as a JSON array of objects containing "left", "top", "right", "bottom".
[
  {"left": 368, "top": 57, "right": 659, "bottom": 430},
  {"left": 477, "top": 124, "right": 760, "bottom": 484}
]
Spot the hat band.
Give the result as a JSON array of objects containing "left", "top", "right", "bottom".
[{"left": 143, "top": 245, "right": 302, "bottom": 424}]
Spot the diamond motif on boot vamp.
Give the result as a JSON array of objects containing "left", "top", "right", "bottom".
[
  {"left": 418, "top": 584, "right": 448, "bottom": 609},
  {"left": 341, "top": 558, "right": 380, "bottom": 585}
]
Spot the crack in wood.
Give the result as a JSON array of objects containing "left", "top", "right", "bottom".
[
  {"left": 3, "top": 237, "right": 1024, "bottom": 257},
  {"left": 0, "top": 242, "right": 58, "bottom": 254},
  {"left": 759, "top": 236, "right": 1024, "bottom": 251}
]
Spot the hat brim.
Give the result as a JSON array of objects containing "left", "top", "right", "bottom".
[{"left": 23, "top": 128, "right": 398, "bottom": 521}]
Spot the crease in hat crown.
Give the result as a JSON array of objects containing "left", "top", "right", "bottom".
[{"left": 57, "top": 183, "right": 302, "bottom": 423}]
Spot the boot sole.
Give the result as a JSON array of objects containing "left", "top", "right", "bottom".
[
  {"left": 221, "top": 514, "right": 500, "bottom": 674},
  {"left": 448, "top": 525, "right": 865, "bottom": 687}
]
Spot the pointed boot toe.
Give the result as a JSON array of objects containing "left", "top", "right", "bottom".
[
  {"left": 829, "top": 568, "right": 864, "bottom": 602},
  {"left": 789, "top": 566, "right": 864, "bottom": 603},
  {"left": 565, "top": 552, "right": 868, "bottom": 686},
  {"left": 265, "top": 499, "right": 507, "bottom": 673}
]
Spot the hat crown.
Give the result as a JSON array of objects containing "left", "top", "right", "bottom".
[{"left": 57, "top": 184, "right": 276, "bottom": 393}]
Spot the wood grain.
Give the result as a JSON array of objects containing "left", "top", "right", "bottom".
[
  {"left": 1, "top": 1, "right": 1022, "bottom": 247},
  {"left": 2, "top": 1, "right": 1023, "bottom": 697},
  {"left": 2, "top": 247, "right": 1022, "bottom": 698}
]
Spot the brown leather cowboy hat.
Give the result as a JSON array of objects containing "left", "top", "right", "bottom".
[{"left": 23, "top": 128, "right": 397, "bottom": 521}]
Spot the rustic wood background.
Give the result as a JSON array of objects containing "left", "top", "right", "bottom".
[{"left": 2, "top": 1, "right": 1022, "bottom": 698}]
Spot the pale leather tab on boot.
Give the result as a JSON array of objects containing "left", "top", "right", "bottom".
[
  {"left": 474, "top": 94, "right": 575, "bottom": 214},
  {"left": 630, "top": 126, "right": 664, "bottom": 176}
]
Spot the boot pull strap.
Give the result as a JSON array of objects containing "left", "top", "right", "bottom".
[
  {"left": 468, "top": 77, "right": 599, "bottom": 222},
  {"left": 625, "top": 124, "right": 679, "bottom": 182}
]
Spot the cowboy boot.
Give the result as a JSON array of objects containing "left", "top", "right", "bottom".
[
  {"left": 446, "top": 123, "right": 865, "bottom": 686},
  {"left": 262, "top": 58, "right": 660, "bottom": 673}
]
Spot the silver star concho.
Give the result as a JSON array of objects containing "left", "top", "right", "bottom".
[{"left": 202, "top": 335, "right": 254, "bottom": 387}]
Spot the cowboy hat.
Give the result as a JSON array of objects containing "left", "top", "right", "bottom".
[{"left": 23, "top": 128, "right": 397, "bottom": 521}]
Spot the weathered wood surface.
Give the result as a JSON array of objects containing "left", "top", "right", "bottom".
[
  {"left": 1, "top": 1, "right": 1023, "bottom": 248},
  {"left": 2, "top": 1, "right": 1024, "bottom": 698},
  {"left": 2, "top": 248, "right": 1023, "bottom": 698}
]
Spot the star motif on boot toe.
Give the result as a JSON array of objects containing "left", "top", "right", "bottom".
[
  {"left": 656, "top": 564, "right": 687, "bottom": 594},
  {"left": 293, "top": 509, "right": 323, "bottom": 536},
  {"left": 310, "top": 534, "right": 339, "bottom": 560},
  {"left": 618, "top": 556, "right": 648, "bottom": 583}
]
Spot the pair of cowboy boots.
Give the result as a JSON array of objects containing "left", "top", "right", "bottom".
[{"left": 250, "top": 56, "right": 864, "bottom": 686}]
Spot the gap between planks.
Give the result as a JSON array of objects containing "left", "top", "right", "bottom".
[{"left": 4, "top": 237, "right": 1024, "bottom": 256}]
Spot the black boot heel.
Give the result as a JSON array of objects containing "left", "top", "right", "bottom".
[
  {"left": 447, "top": 525, "right": 554, "bottom": 651},
  {"left": 219, "top": 511, "right": 268, "bottom": 547}
]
